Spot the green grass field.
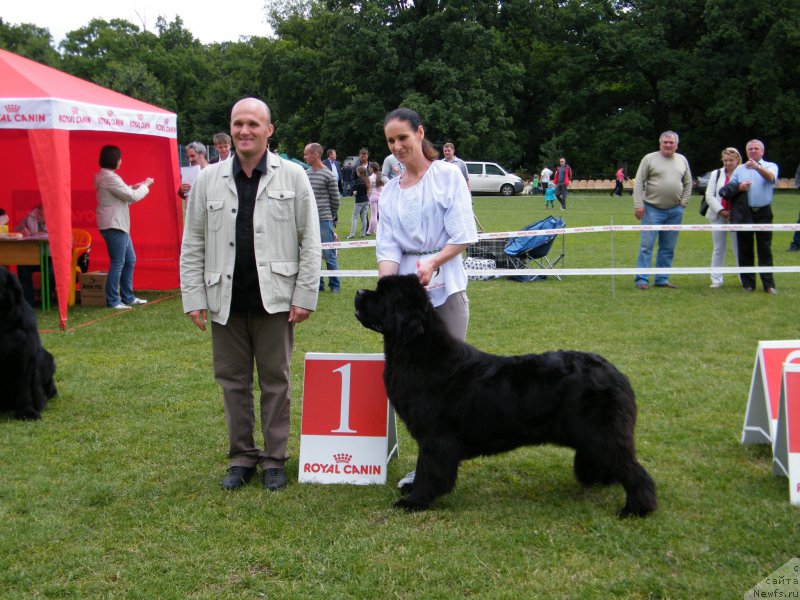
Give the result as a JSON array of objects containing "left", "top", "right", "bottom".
[{"left": 2, "top": 193, "right": 799, "bottom": 598}]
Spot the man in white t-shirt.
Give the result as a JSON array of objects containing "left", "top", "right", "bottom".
[{"left": 540, "top": 165, "right": 552, "bottom": 194}]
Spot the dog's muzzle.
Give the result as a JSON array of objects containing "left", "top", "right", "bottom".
[{"left": 354, "top": 289, "right": 383, "bottom": 333}]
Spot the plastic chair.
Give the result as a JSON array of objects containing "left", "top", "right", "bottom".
[{"left": 68, "top": 228, "right": 92, "bottom": 306}]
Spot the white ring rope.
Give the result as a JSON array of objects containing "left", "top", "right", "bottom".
[{"left": 319, "top": 222, "right": 800, "bottom": 277}]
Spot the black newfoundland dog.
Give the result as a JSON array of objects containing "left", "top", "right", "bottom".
[
  {"left": 354, "top": 275, "right": 656, "bottom": 517},
  {"left": 0, "top": 266, "right": 57, "bottom": 420}
]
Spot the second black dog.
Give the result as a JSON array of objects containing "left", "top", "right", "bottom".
[
  {"left": 354, "top": 275, "right": 656, "bottom": 517},
  {"left": 0, "top": 266, "right": 57, "bottom": 420}
]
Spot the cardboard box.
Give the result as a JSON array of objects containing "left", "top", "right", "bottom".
[{"left": 79, "top": 272, "right": 107, "bottom": 306}]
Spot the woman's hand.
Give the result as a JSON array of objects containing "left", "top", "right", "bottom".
[{"left": 416, "top": 259, "right": 437, "bottom": 286}]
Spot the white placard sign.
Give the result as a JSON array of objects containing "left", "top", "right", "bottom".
[
  {"left": 772, "top": 363, "right": 800, "bottom": 506},
  {"left": 742, "top": 341, "right": 800, "bottom": 446},
  {"left": 298, "top": 353, "right": 398, "bottom": 485}
]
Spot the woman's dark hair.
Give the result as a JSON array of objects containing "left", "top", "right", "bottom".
[
  {"left": 99, "top": 145, "right": 122, "bottom": 169},
  {"left": 369, "top": 161, "right": 384, "bottom": 188},
  {"left": 356, "top": 165, "right": 371, "bottom": 194},
  {"left": 383, "top": 108, "right": 439, "bottom": 161}
]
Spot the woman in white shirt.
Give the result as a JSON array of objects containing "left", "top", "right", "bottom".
[
  {"left": 705, "top": 147, "right": 741, "bottom": 288},
  {"left": 376, "top": 107, "right": 478, "bottom": 341},
  {"left": 94, "top": 145, "right": 154, "bottom": 309}
]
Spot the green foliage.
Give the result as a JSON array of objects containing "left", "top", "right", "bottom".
[
  {"left": 0, "top": 19, "right": 59, "bottom": 66},
  {"left": 3, "top": 194, "right": 799, "bottom": 597},
  {"left": 3, "top": 0, "right": 800, "bottom": 173}
]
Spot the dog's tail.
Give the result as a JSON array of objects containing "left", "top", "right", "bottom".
[{"left": 618, "top": 461, "right": 657, "bottom": 518}]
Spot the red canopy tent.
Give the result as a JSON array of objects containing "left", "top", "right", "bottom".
[{"left": 0, "top": 49, "right": 183, "bottom": 329}]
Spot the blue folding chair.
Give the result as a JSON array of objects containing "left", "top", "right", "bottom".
[{"left": 503, "top": 216, "right": 566, "bottom": 281}]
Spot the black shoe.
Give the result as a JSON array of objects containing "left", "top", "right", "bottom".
[
  {"left": 743, "top": 287, "right": 755, "bottom": 292},
  {"left": 263, "top": 468, "right": 288, "bottom": 491},
  {"left": 222, "top": 466, "right": 256, "bottom": 490},
  {"left": 788, "top": 246, "right": 800, "bottom": 252}
]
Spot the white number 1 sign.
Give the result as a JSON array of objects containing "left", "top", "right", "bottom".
[{"left": 332, "top": 363, "right": 357, "bottom": 433}]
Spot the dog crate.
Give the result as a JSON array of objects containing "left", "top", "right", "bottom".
[
  {"left": 466, "top": 216, "right": 566, "bottom": 281},
  {"left": 466, "top": 238, "right": 516, "bottom": 268}
]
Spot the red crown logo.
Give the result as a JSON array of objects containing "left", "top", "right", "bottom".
[
  {"left": 333, "top": 453, "right": 352, "bottom": 464},
  {"left": 5, "top": 104, "right": 20, "bottom": 113},
  {"left": 107, "top": 109, "right": 114, "bottom": 117},
  {"left": 137, "top": 114, "right": 144, "bottom": 121},
  {"left": 164, "top": 117, "right": 170, "bottom": 124},
  {"left": 71, "top": 106, "right": 79, "bottom": 114}
]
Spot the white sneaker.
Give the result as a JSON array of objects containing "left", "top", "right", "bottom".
[
  {"left": 126, "top": 298, "right": 148, "bottom": 306},
  {"left": 110, "top": 303, "right": 132, "bottom": 310},
  {"left": 709, "top": 282, "right": 722, "bottom": 289}
]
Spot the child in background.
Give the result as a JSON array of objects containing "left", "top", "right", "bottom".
[
  {"left": 532, "top": 174, "right": 540, "bottom": 195},
  {"left": 544, "top": 182, "right": 556, "bottom": 208},
  {"left": 522, "top": 178, "right": 533, "bottom": 195}
]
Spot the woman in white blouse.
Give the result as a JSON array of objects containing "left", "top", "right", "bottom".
[
  {"left": 705, "top": 147, "right": 741, "bottom": 288},
  {"left": 376, "top": 108, "right": 478, "bottom": 340},
  {"left": 94, "top": 145, "right": 154, "bottom": 309}
]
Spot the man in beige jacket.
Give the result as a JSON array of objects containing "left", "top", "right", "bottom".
[{"left": 180, "top": 97, "right": 320, "bottom": 492}]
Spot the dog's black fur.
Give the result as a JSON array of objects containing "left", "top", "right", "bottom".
[
  {"left": 354, "top": 275, "right": 656, "bottom": 517},
  {"left": 0, "top": 266, "right": 57, "bottom": 420}
]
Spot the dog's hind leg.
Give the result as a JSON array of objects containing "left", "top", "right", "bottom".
[
  {"left": 573, "top": 450, "right": 613, "bottom": 487},
  {"left": 394, "top": 437, "right": 460, "bottom": 511}
]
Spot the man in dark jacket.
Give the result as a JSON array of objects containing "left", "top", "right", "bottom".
[
  {"left": 552, "top": 157, "right": 573, "bottom": 211},
  {"left": 323, "top": 149, "right": 343, "bottom": 195}
]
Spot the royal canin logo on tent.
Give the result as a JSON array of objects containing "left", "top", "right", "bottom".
[
  {"left": 129, "top": 113, "right": 151, "bottom": 130},
  {"left": 0, "top": 104, "right": 45, "bottom": 123},
  {"left": 156, "top": 117, "right": 176, "bottom": 134},
  {"left": 58, "top": 107, "right": 91, "bottom": 125},
  {"left": 99, "top": 112, "right": 124, "bottom": 127}
]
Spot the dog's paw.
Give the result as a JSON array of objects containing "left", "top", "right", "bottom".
[
  {"left": 393, "top": 497, "right": 428, "bottom": 512},
  {"left": 16, "top": 408, "right": 41, "bottom": 421},
  {"left": 617, "top": 505, "right": 654, "bottom": 519}
]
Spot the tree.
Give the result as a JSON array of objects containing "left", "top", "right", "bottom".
[{"left": 0, "top": 19, "right": 59, "bottom": 66}]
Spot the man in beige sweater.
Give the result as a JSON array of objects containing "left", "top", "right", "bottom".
[{"left": 633, "top": 131, "right": 692, "bottom": 289}]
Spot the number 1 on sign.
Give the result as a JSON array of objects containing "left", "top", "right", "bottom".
[{"left": 332, "top": 364, "right": 357, "bottom": 433}]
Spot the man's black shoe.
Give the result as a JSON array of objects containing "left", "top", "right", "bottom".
[
  {"left": 221, "top": 466, "right": 256, "bottom": 490},
  {"left": 263, "top": 468, "right": 288, "bottom": 491}
]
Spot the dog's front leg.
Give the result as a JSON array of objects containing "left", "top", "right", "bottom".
[
  {"left": 15, "top": 362, "right": 41, "bottom": 420},
  {"left": 394, "top": 436, "right": 460, "bottom": 511}
]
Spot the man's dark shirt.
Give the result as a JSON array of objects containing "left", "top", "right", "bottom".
[{"left": 230, "top": 151, "right": 268, "bottom": 314}]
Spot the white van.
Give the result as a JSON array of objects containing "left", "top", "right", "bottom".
[{"left": 464, "top": 161, "right": 523, "bottom": 196}]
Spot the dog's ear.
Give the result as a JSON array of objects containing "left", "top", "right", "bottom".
[
  {"left": 392, "top": 308, "right": 424, "bottom": 345},
  {"left": 6, "top": 270, "right": 24, "bottom": 307}
]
